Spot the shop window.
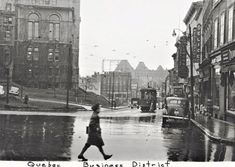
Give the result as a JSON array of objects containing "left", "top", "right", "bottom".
[{"left": 228, "top": 72, "right": 235, "bottom": 111}]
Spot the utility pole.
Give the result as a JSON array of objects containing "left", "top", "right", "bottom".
[
  {"left": 6, "top": 68, "right": 9, "bottom": 104},
  {"left": 66, "top": 42, "right": 72, "bottom": 109},
  {"left": 189, "top": 25, "right": 195, "bottom": 119},
  {"left": 111, "top": 71, "right": 115, "bottom": 108}
]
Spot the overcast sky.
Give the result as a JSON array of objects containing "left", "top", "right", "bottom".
[{"left": 79, "top": 0, "right": 198, "bottom": 76}]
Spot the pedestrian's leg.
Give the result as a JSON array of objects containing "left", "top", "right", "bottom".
[
  {"left": 97, "top": 146, "right": 112, "bottom": 160},
  {"left": 78, "top": 143, "right": 90, "bottom": 161}
]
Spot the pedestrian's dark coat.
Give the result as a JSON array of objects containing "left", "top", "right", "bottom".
[{"left": 87, "top": 112, "right": 104, "bottom": 146}]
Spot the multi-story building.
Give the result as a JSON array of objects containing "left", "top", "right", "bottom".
[
  {"left": 100, "top": 72, "right": 132, "bottom": 105},
  {"left": 183, "top": 1, "right": 203, "bottom": 110},
  {"left": 199, "top": 0, "right": 235, "bottom": 121},
  {"left": 0, "top": 1, "right": 15, "bottom": 83},
  {"left": 0, "top": 0, "right": 80, "bottom": 89},
  {"left": 199, "top": 0, "right": 213, "bottom": 113}
]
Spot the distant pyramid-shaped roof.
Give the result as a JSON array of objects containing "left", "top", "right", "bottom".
[
  {"left": 156, "top": 65, "right": 164, "bottom": 72},
  {"left": 135, "top": 62, "right": 149, "bottom": 71},
  {"left": 115, "top": 60, "right": 134, "bottom": 72}
]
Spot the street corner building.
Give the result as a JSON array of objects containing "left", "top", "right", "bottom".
[{"left": 0, "top": 0, "right": 80, "bottom": 89}]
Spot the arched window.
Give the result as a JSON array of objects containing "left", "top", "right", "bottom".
[
  {"left": 28, "top": 13, "right": 39, "bottom": 40},
  {"left": 49, "top": 14, "right": 60, "bottom": 41}
]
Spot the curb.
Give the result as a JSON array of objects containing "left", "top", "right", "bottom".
[{"left": 190, "top": 119, "right": 235, "bottom": 145}]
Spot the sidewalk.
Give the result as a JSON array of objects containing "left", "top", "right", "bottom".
[{"left": 191, "top": 113, "right": 235, "bottom": 144}]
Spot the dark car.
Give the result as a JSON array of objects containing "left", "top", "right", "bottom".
[{"left": 162, "top": 96, "right": 189, "bottom": 124}]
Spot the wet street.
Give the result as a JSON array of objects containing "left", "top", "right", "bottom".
[{"left": 0, "top": 108, "right": 234, "bottom": 161}]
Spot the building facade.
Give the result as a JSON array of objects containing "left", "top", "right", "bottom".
[
  {"left": 0, "top": 0, "right": 80, "bottom": 89},
  {"left": 199, "top": 0, "right": 235, "bottom": 121},
  {"left": 0, "top": 1, "right": 15, "bottom": 84},
  {"left": 184, "top": 1, "right": 203, "bottom": 111},
  {"left": 100, "top": 72, "right": 132, "bottom": 105}
]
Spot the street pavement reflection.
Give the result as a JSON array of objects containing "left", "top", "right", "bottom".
[{"left": 0, "top": 109, "right": 234, "bottom": 161}]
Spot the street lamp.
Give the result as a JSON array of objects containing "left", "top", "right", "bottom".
[{"left": 172, "top": 25, "right": 195, "bottom": 119}]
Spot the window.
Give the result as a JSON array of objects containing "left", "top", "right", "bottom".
[
  {"left": 214, "top": 19, "right": 218, "bottom": 49},
  {"left": 28, "top": 14, "right": 39, "bottom": 40},
  {"left": 220, "top": 12, "right": 225, "bottom": 45},
  {"left": 54, "top": 49, "right": 59, "bottom": 61},
  {"left": 34, "top": 66, "right": 39, "bottom": 77},
  {"left": 33, "top": 47, "right": 39, "bottom": 61},
  {"left": 48, "top": 49, "right": 53, "bottom": 61},
  {"left": 45, "top": 0, "right": 50, "bottom": 5},
  {"left": 6, "top": 3, "right": 12, "bottom": 11},
  {"left": 228, "top": 6, "right": 233, "bottom": 42},
  {"left": 4, "top": 17, "right": 13, "bottom": 24},
  {"left": 5, "top": 26, "right": 11, "bottom": 41},
  {"left": 27, "top": 47, "right": 33, "bottom": 61},
  {"left": 51, "top": 0, "right": 57, "bottom": 5},
  {"left": 49, "top": 15, "right": 60, "bottom": 41},
  {"left": 31, "top": 0, "right": 36, "bottom": 4},
  {"left": 27, "top": 46, "right": 39, "bottom": 61}
]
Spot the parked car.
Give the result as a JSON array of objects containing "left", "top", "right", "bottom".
[
  {"left": 0, "top": 85, "right": 5, "bottom": 95},
  {"left": 9, "top": 86, "right": 20, "bottom": 96},
  {"left": 162, "top": 96, "right": 189, "bottom": 124}
]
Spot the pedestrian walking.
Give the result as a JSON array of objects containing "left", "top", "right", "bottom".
[{"left": 78, "top": 103, "right": 112, "bottom": 161}]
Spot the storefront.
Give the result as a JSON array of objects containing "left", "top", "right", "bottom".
[
  {"left": 199, "top": 59, "right": 211, "bottom": 107},
  {"left": 211, "top": 55, "right": 221, "bottom": 118},
  {"left": 221, "top": 49, "right": 235, "bottom": 122}
]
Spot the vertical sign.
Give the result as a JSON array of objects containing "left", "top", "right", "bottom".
[
  {"left": 192, "top": 24, "right": 201, "bottom": 63},
  {"left": 196, "top": 24, "right": 201, "bottom": 63},
  {"left": 193, "top": 27, "right": 197, "bottom": 62},
  {"left": 178, "top": 36, "right": 188, "bottom": 78}
]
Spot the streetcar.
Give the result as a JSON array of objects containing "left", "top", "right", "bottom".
[{"left": 139, "top": 88, "right": 157, "bottom": 112}]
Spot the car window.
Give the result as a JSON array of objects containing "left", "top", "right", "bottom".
[
  {"left": 169, "top": 100, "right": 178, "bottom": 104},
  {"left": 168, "top": 99, "right": 186, "bottom": 105}
]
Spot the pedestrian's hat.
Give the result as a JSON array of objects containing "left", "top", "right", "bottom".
[{"left": 92, "top": 103, "right": 100, "bottom": 111}]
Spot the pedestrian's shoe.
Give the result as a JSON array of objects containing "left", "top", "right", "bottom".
[
  {"left": 78, "top": 155, "right": 88, "bottom": 161},
  {"left": 104, "top": 154, "right": 112, "bottom": 160}
]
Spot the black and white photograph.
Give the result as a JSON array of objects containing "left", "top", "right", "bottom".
[{"left": 0, "top": 0, "right": 234, "bottom": 166}]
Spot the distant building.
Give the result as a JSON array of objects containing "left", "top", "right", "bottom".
[
  {"left": 100, "top": 72, "right": 132, "bottom": 105},
  {"left": 115, "top": 60, "right": 168, "bottom": 93},
  {"left": 79, "top": 73, "right": 101, "bottom": 95}
]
